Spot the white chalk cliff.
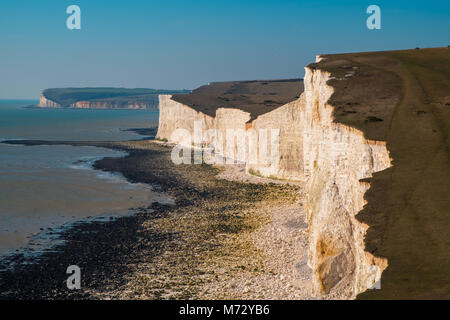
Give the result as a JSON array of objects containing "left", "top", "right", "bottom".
[
  {"left": 38, "top": 92, "right": 157, "bottom": 109},
  {"left": 39, "top": 94, "right": 61, "bottom": 108},
  {"left": 156, "top": 56, "right": 392, "bottom": 298},
  {"left": 301, "top": 61, "right": 390, "bottom": 298}
]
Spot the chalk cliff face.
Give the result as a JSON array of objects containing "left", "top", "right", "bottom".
[
  {"left": 157, "top": 95, "right": 305, "bottom": 180},
  {"left": 39, "top": 94, "right": 61, "bottom": 108},
  {"left": 248, "top": 97, "right": 305, "bottom": 180},
  {"left": 301, "top": 63, "right": 391, "bottom": 298},
  {"left": 156, "top": 94, "right": 215, "bottom": 141},
  {"left": 156, "top": 59, "right": 392, "bottom": 298}
]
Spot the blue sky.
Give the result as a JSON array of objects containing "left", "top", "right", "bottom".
[{"left": 0, "top": 0, "right": 449, "bottom": 98}]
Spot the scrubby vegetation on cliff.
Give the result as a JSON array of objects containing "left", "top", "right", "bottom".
[{"left": 171, "top": 79, "right": 303, "bottom": 120}]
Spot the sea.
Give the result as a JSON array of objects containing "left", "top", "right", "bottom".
[{"left": 0, "top": 100, "right": 164, "bottom": 260}]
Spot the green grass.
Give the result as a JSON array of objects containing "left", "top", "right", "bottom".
[
  {"left": 43, "top": 87, "right": 190, "bottom": 106},
  {"left": 314, "top": 47, "right": 450, "bottom": 299},
  {"left": 248, "top": 168, "right": 285, "bottom": 181},
  {"left": 171, "top": 79, "right": 303, "bottom": 121}
]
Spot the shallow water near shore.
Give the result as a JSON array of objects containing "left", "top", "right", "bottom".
[{"left": 0, "top": 100, "right": 162, "bottom": 258}]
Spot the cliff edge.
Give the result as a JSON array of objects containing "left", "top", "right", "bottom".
[
  {"left": 156, "top": 47, "right": 450, "bottom": 299},
  {"left": 319, "top": 47, "right": 450, "bottom": 299},
  {"left": 157, "top": 79, "right": 306, "bottom": 181}
]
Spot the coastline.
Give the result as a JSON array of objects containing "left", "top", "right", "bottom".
[
  {"left": 0, "top": 142, "right": 162, "bottom": 260},
  {"left": 25, "top": 105, "right": 160, "bottom": 111},
  {"left": 0, "top": 139, "right": 314, "bottom": 300}
]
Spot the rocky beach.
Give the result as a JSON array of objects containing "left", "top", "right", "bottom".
[{"left": 0, "top": 139, "right": 315, "bottom": 299}]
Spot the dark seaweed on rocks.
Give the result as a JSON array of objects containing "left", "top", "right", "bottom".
[{"left": 0, "top": 140, "right": 299, "bottom": 299}]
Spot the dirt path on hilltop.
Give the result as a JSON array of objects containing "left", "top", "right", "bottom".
[{"left": 350, "top": 50, "right": 450, "bottom": 299}]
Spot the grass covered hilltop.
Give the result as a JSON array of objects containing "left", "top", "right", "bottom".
[
  {"left": 310, "top": 47, "right": 450, "bottom": 299},
  {"left": 171, "top": 79, "right": 303, "bottom": 121},
  {"left": 41, "top": 87, "right": 190, "bottom": 108}
]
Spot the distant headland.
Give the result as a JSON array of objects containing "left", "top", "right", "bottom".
[{"left": 38, "top": 87, "right": 190, "bottom": 110}]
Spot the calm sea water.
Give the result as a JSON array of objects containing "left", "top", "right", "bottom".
[{"left": 0, "top": 100, "right": 163, "bottom": 257}]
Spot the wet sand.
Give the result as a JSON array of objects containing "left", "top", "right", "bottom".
[{"left": 0, "top": 139, "right": 312, "bottom": 300}]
